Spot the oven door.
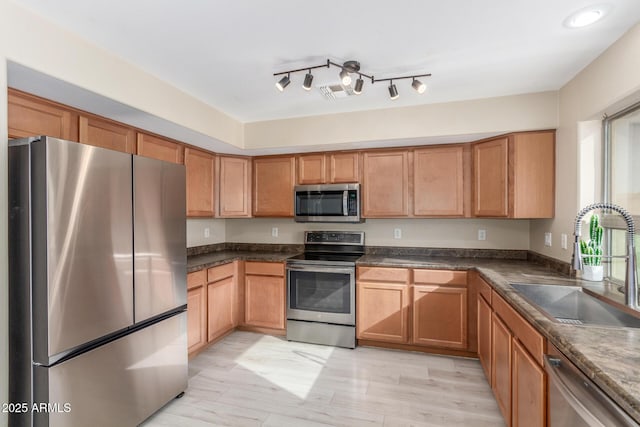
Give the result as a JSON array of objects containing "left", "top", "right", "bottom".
[{"left": 286, "top": 264, "right": 355, "bottom": 325}]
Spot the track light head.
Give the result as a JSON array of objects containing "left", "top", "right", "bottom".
[
  {"left": 388, "top": 82, "right": 399, "bottom": 100},
  {"left": 412, "top": 78, "right": 426, "bottom": 94},
  {"left": 354, "top": 77, "right": 364, "bottom": 95},
  {"left": 339, "top": 69, "right": 352, "bottom": 86},
  {"left": 275, "top": 74, "right": 291, "bottom": 92},
  {"left": 302, "top": 71, "right": 314, "bottom": 91}
]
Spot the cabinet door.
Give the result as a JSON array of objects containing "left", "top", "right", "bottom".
[
  {"left": 477, "top": 294, "right": 492, "bottom": 382},
  {"left": 207, "top": 277, "right": 235, "bottom": 342},
  {"left": 185, "top": 147, "right": 215, "bottom": 217},
  {"left": 219, "top": 156, "right": 251, "bottom": 217},
  {"left": 79, "top": 115, "right": 135, "bottom": 153},
  {"left": 511, "top": 131, "right": 555, "bottom": 218},
  {"left": 252, "top": 156, "right": 295, "bottom": 217},
  {"left": 492, "top": 312, "right": 513, "bottom": 423},
  {"left": 356, "top": 281, "right": 409, "bottom": 343},
  {"left": 412, "top": 285, "right": 467, "bottom": 349},
  {"left": 329, "top": 152, "right": 359, "bottom": 183},
  {"left": 187, "top": 285, "right": 207, "bottom": 354},
  {"left": 473, "top": 137, "right": 508, "bottom": 217},
  {"left": 362, "top": 150, "right": 409, "bottom": 217},
  {"left": 512, "top": 339, "right": 545, "bottom": 427},
  {"left": 413, "top": 146, "right": 464, "bottom": 216},
  {"left": 136, "top": 132, "right": 184, "bottom": 164},
  {"left": 297, "top": 154, "right": 326, "bottom": 184},
  {"left": 245, "top": 274, "right": 285, "bottom": 329},
  {"left": 8, "top": 89, "right": 73, "bottom": 140}
]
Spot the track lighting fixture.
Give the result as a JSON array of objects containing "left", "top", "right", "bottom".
[
  {"left": 412, "top": 78, "right": 426, "bottom": 94},
  {"left": 275, "top": 73, "right": 291, "bottom": 92},
  {"left": 273, "top": 59, "right": 430, "bottom": 100},
  {"left": 302, "top": 71, "right": 314, "bottom": 91},
  {"left": 353, "top": 77, "right": 364, "bottom": 95},
  {"left": 388, "top": 81, "right": 399, "bottom": 100}
]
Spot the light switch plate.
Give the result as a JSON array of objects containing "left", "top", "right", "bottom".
[
  {"left": 561, "top": 233, "right": 568, "bottom": 250},
  {"left": 271, "top": 227, "right": 278, "bottom": 237},
  {"left": 394, "top": 228, "right": 402, "bottom": 239},
  {"left": 478, "top": 229, "right": 486, "bottom": 241},
  {"left": 545, "top": 232, "right": 552, "bottom": 247}
]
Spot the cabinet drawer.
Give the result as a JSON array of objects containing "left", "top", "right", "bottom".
[
  {"left": 245, "top": 261, "right": 284, "bottom": 277},
  {"left": 187, "top": 270, "right": 206, "bottom": 290},
  {"left": 477, "top": 276, "right": 492, "bottom": 304},
  {"left": 207, "top": 262, "right": 235, "bottom": 283},
  {"left": 492, "top": 290, "right": 545, "bottom": 365},
  {"left": 413, "top": 269, "right": 467, "bottom": 286},
  {"left": 357, "top": 266, "right": 409, "bottom": 283}
]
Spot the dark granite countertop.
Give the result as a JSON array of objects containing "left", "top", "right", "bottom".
[
  {"left": 187, "top": 250, "right": 300, "bottom": 273},
  {"left": 357, "top": 254, "right": 640, "bottom": 423}
]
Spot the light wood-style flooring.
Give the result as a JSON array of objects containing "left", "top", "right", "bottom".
[{"left": 142, "top": 331, "right": 505, "bottom": 426}]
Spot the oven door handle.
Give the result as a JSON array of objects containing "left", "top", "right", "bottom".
[{"left": 286, "top": 264, "right": 355, "bottom": 275}]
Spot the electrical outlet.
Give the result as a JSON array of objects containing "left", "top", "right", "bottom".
[
  {"left": 204, "top": 227, "right": 210, "bottom": 238},
  {"left": 478, "top": 229, "right": 486, "bottom": 241},
  {"left": 561, "top": 233, "right": 568, "bottom": 250},
  {"left": 394, "top": 228, "right": 402, "bottom": 239},
  {"left": 545, "top": 232, "right": 552, "bottom": 247},
  {"left": 271, "top": 227, "right": 278, "bottom": 237}
]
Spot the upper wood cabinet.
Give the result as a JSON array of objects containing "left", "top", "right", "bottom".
[
  {"left": 218, "top": 156, "right": 252, "bottom": 217},
  {"left": 329, "top": 152, "right": 360, "bottom": 183},
  {"left": 362, "top": 150, "right": 409, "bottom": 217},
  {"left": 472, "top": 131, "right": 555, "bottom": 218},
  {"left": 253, "top": 156, "right": 295, "bottom": 217},
  {"left": 297, "top": 154, "right": 326, "bottom": 184},
  {"left": 413, "top": 145, "right": 466, "bottom": 216},
  {"left": 8, "top": 89, "right": 75, "bottom": 140},
  {"left": 79, "top": 115, "right": 136, "bottom": 154},
  {"left": 297, "top": 152, "right": 360, "bottom": 185},
  {"left": 136, "top": 132, "right": 184, "bottom": 164},
  {"left": 185, "top": 147, "right": 215, "bottom": 217}
]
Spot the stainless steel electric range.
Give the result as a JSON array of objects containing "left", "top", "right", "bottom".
[{"left": 285, "top": 231, "right": 364, "bottom": 349}]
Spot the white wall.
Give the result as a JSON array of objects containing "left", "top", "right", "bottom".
[
  {"left": 186, "top": 219, "right": 226, "bottom": 247},
  {"left": 226, "top": 218, "right": 530, "bottom": 250},
  {"left": 244, "top": 91, "right": 558, "bottom": 149},
  {"left": 530, "top": 23, "right": 640, "bottom": 262}
]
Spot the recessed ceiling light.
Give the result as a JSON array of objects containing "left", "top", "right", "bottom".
[{"left": 564, "top": 4, "right": 611, "bottom": 28}]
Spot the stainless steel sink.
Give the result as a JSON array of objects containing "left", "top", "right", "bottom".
[{"left": 510, "top": 283, "right": 640, "bottom": 328}]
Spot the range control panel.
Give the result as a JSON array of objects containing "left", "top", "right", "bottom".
[{"left": 304, "top": 231, "right": 365, "bottom": 245}]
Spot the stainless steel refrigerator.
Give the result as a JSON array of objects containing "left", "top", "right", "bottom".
[{"left": 8, "top": 136, "right": 188, "bottom": 427}]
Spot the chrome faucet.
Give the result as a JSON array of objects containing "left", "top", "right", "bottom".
[{"left": 572, "top": 202, "right": 638, "bottom": 310}]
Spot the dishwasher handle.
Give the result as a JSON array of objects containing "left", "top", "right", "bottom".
[{"left": 544, "top": 354, "right": 639, "bottom": 427}]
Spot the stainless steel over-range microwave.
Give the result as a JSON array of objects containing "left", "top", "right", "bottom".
[{"left": 294, "top": 183, "right": 362, "bottom": 223}]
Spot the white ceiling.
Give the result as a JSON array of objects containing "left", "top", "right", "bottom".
[{"left": 10, "top": 0, "right": 640, "bottom": 123}]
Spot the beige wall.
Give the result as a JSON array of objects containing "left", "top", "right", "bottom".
[
  {"left": 226, "top": 218, "right": 530, "bottom": 250},
  {"left": 187, "top": 219, "right": 226, "bottom": 247},
  {"left": 530, "top": 23, "right": 640, "bottom": 262},
  {"left": 244, "top": 91, "right": 558, "bottom": 149}
]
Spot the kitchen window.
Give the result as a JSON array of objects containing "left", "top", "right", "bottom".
[{"left": 603, "top": 102, "right": 640, "bottom": 283}]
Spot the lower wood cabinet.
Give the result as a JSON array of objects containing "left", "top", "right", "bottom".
[
  {"left": 244, "top": 262, "right": 285, "bottom": 330},
  {"left": 187, "top": 270, "right": 207, "bottom": 355},
  {"left": 477, "top": 276, "right": 547, "bottom": 427},
  {"left": 412, "top": 269, "right": 468, "bottom": 350},
  {"left": 207, "top": 263, "right": 236, "bottom": 342},
  {"left": 356, "top": 267, "right": 410, "bottom": 343}
]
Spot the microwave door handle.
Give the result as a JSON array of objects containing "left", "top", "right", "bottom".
[{"left": 343, "top": 191, "right": 348, "bottom": 216}]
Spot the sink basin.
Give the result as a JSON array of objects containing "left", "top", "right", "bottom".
[{"left": 510, "top": 283, "right": 640, "bottom": 328}]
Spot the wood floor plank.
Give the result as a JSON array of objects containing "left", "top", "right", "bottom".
[{"left": 141, "top": 331, "right": 503, "bottom": 427}]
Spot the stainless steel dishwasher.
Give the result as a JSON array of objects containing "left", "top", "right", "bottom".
[{"left": 546, "top": 343, "right": 639, "bottom": 426}]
